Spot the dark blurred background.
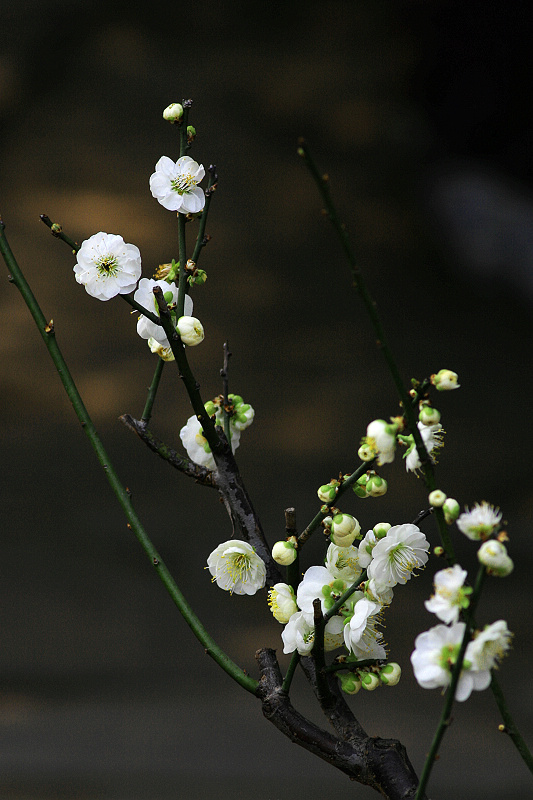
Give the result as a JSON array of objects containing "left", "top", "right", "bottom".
[{"left": 2, "top": 1, "right": 533, "bottom": 798}]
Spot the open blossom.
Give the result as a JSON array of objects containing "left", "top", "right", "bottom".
[
  {"left": 411, "top": 622, "right": 491, "bottom": 701},
  {"left": 296, "top": 565, "right": 349, "bottom": 616},
  {"left": 367, "top": 523, "right": 429, "bottom": 588},
  {"left": 405, "top": 422, "right": 444, "bottom": 472},
  {"left": 207, "top": 540, "right": 266, "bottom": 595},
  {"left": 268, "top": 583, "right": 297, "bottom": 623},
  {"left": 73, "top": 232, "right": 141, "bottom": 300},
  {"left": 180, "top": 415, "right": 241, "bottom": 470},
  {"left": 466, "top": 620, "right": 512, "bottom": 671},
  {"left": 281, "top": 611, "right": 344, "bottom": 654},
  {"left": 457, "top": 502, "right": 502, "bottom": 541},
  {"left": 325, "top": 543, "right": 362, "bottom": 583},
  {"left": 150, "top": 155, "right": 205, "bottom": 213},
  {"left": 343, "top": 596, "right": 384, "bottom": 656},
  {"left": 134, "top": 278, "right": 193, "bottom": 347},
  {"left": 425, "top": 564, "right": 470, "bottom": 624}
]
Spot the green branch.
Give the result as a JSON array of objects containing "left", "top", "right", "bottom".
[{"left": 0, "top": 218, "right": 257, "bottom": 697}]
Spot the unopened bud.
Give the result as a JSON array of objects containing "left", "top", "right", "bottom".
[
  {"left": 373, "top": 522, "right": 391, "bottom": 539},
  {"left": 339, "top": 673, "right": 362, "bottom": 695},
  {"left": 380, "top": 662, "right": 401, "bottom": 686},
  {"left": 431, "top": 369, "right": 460, "bottom": 391},
  {"left": 176, "top": 316, "right": 204, "bottom": 346},
  {"left": 429, "top": 489, "right": 447, "bottom": 507},
  {"left": 366, "top": 474, "right": 387, "bottom": 497},
  {"left": 272, "top": 540, "right": 297, "bottom": 566},
  {"left": 477, "top": 540, "right": 514, "bottom": 577},
  {"left": 419, "top": 405, "right": 441, "bottom": 425},
  {"left": 360, "top": 672, "right": 380, "bottom": 691},
  {"left": 163, "top": 102, "right": 184, "bottom": 122},
  {"left": 443, "top": 497, "right": 460, "bottom": 524},
  {"left": 318, "top": 483, "right": 338, "bottom": 503},
  {"left": 358, "top": 443, "right": 376, "bottom": 461}
]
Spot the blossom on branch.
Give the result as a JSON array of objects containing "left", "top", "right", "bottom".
[
  {"left": 73, "top": 232, "right": 141, "bottom": 300},
  {"left": 180, "top": 415, "right": 241, "bottom": 470},
  {"left": 403, "top": 422, "right": 444, "bottom": 473},
  {"left": 134, "top": 278, "right": 193, "bottom": 347},
  {"left": 150, "top": 156, "right": 205, "bottom": 213},
  {"left": 367, "top": 523, "right": 429, "bottom": 588},
  {"left": 207, "top": 539, "right": 266, "bottom": 595},
  {"left": 424, "top": 564, "right": 470, "bottom": 624},
  {"left": 457, "top": 502, "right": 502, "bottom": 541}
]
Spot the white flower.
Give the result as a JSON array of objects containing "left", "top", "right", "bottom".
[
  {"left": 466, "top": 620, "right": 512, "bottom": 671},
  {"left": 207, "top": 539, "right": 266, "bottom": 596},
  {"left": 162, "top": 102, "right": 183, "bottom": 122},
  {"left": 268, "top": 583, "right": 297, "bottom": 623},
  {"left": 281, "top": 611, "right": 315, "bottom": 655},
  {"left": 296, "top": 565, "right": 348, "bottom": 616},
  {"left": 411, "top": 622, "right": 490, "bottom": 701},
  {"left": 176, "top": 315, "right": 204, "bottom": 346},
  {"left": 425, "top": 564, "right": 469, "bottom": 624},
  {"left": 357, "top": 529, "right": 379, "bottom": 569},
  {"left": 325, "top": 543, "right": 362, "bottom": 583},
  {"left": 73, "top": 232, "right": 141, "bottom": 300},
  {"left": 457, "top": 502, "right": 502, "bottom": 541},
  {"left": 150, "top": 155, "right": 205, "bottom": 213},
  {"left": 367, "top": 523, "right": 429, "bottom": 588},
  {"left": 272, "top": 541, "right": 297, "bottom": 566},
  {"left": 366, "top": 419, "right": 397, "bottom": 465},
  {"left": 477, "top": 539, "right": 514, "bottom": 576},
  {"left": 134, "top": 278, "right": 193, "bottom": 347},
  {"left": 330, "top": 513, "right": 361, "bottom": 547},
  {"left": 179, "top": 415, "right": 241, "bottom": 470},
  {"left": 364, "top": 578, "right": 394, "bottom": 606},
  {"left": 343, "top": 596, "right": 382, "bottom": 654},
  {"left": 148, "top": 337, "right": 174, "bottom": 361},
  {"left": 405, "top": 422, "right": 444, "bottom": 472},
  {"left": 431, "top": 369, "right": 460, "bottom": 391}
]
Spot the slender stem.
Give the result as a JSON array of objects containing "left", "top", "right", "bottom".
[
  {"left": 40, "top": 214, "right": 80, "bottom": 251},
  {"left": 323, "top": 570, "right": 367, "bottom": 623},
  {"left": 221, "top": 341, "right": 232, "bottom": 444},
  {"left": 0, "top": 220, "right": 258, "bottom": 696},
  {"left": 191, "top": 165, "right": 218, "bottom": 264},
  {"left": 490, "top": 673, "right": 533, "bottom": 775},
  {"left": 298, "top": 141, "right": 455, "bottom": 563},
  {"left": 281, "top": 651, "right": 300, "bottom": 694},
  {"left": 141, "top": 357, "right": 165, "bottom": 427},
  {"left": 415, "top": 565, "right": 486, "bottom": 799}
]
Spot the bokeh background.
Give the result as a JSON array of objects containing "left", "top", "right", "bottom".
[{"left": 2, "top": 1, "right": 533, "bottom": 798}]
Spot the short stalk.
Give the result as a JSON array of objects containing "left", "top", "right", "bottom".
[{"left": 141, "top": 357, "right": 165, "bottom": 427}]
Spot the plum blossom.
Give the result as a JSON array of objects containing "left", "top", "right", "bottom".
[
  {"left": 296, "top": 565, "right": 349, "bottom": 616},
  {"left": 281, "top": 611, "right": 315, "bottom": 655},
  {"left": 179, "top": 415, "right": 241, "bottom": 470},
  {"left": 457, "top": 502, "right": 502, "bottom": 541},
  {"left": 365, "top": 419, "right": 398, "bottom": 465},
  {"left": 134, "top": 278, "right": 193, "bottom": 347},
  {"left": 207, "top": 540, "right": 266, "bottom": 595},
  {"left": 268, "top": 583, "right": 297, "bottom": 623},
  {"left": 73, "top": 232, "right": 141, "bottom": 300},
  {"left": 325, "top": 543, "right": 362, "bottom": 583},
  {"left": 466, "top": 620, "right": 512, "bottom": 671},
  {"left": 367, "top": 523, "right": 429, "bottom": 588},
  {"left": 424, "top": 564, "right": 470, "bottom": 624},
  {"left": 404, "top": 422, "right": 444, "bottom": 472},
  {"left": 343, "top": 596, "right": 385, "bottom": 658},
  {"left": 150, "top": 155, "right": 205, "bottom": 213}
]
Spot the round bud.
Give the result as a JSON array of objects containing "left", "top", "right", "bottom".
[
  {"left": 353, "top": 475, "right": 370, "bottom": 498},
  {"left": 443, "top": 497, "right": 460, "bottom": 524},
  {"left": 163, "top": 102, "right": 184, "bottom": 122},
  {"left": 187, "top": 125, "right": 197, "bottom": 140},
  {"left": 477, "top": 540, "right": 514, "bottom": 577},
  {"left": 176, "top": 316, "right": 205, "bottom": 346},
  {"left": 360, "top": 672, "right": 380, "bottom": 691},
  {"left": 272, "top": 541, "right": 297, "bottom": 566},
  {"left": 366, "top": 474, "right": 387, "bottom": 497},
  {"left": 429, "top": 489, "right": 447, "bottom": 507},
  {"left": 373, "top": 522, "right": 391, "bottom": 538},
  {"left": 419, "top": 405, "right": 441, "bottom": 425},
  {"left": 318, "top": 483, "right": 338, "bottom": 503},
  {"left": 331, "top": 513, "right": 360, "bottom": 537},
  {"left": 340, "top": 673, "right": 362, "bottom": 695},
  {"left": 379, "top": 662, "right": 401, "bottom": 686},
  {"left": 358, "top": 443, "right": 375, "bottom": 461},
  {"left": 431, "top": 369, "right": 460, "bottom": 391}
]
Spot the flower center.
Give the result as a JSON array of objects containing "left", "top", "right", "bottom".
[
  {"left": 171, "top": 172, "right": 197, "bottom": 195},
  {"left": 95, "top": 254, "right": 119, "bottom": 277},
  {"left": 388, "top": 544, "right": 417, "bottom": 580},
  {"left": 225, "top": 552, "right": 251, "bottom": 583}
]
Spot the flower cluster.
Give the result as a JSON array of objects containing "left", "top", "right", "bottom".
[{"left": 180, "top": 393, "right": 255, "bottom": 470}]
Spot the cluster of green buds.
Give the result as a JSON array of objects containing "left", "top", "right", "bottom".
[
  {"left": 339, "top": 662, "right": 401, "bottom": 695},
  {"left": 155, "top": 259, "right": 207, "bottom": 287},
  {"left": 204, "top": 394, "right": 255, "bottom": 431},
  {"left": 353, "top": 471, "right": 387, "bottom": 498}
]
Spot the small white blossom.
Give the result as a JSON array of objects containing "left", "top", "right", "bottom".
[
  {"left": 431, "top": 369, "right": 460, "bottom": 391},
  {"left": 411, "top": 622, "right": 490, "bottom": 701},
  {"left": 425, "top": 564, "right": 469, "bottom": 624},
  {"left": 162, "top": 102, "right": 183, "bottom": 122},
  {"left": 367, "top": 523, "right": 429, "bottom": 588},
  {"left": 364, "top": 578, "right": 394, "bottom": 606},
  {"left": 330, "top": 513, "right": 361, "bottom": 547},
  {"left": 150, "top": 155, "right": 205, "bottom": 213},
  {"left": 477, "top": 539, "right": 514, "bottom": 576},
  {"left": 148, "top": 337, "right": 174, "bottom": 361},
  {"left": 405, "top": 422, "right": 444, "bottom": 472},
  {"left": 176, "top": 315, "right": 204, "bottom": 346},
  {"left": 207, "top": 539, "right": 266, "bottom": 595},
  {"left": 272, "top": 540, "right": 297, "bottom": 566},
  {"left": 466, "top": 620, "right": 512, "bottom": 671},
  {"left": 325, "top": 543, "right": 362, "bottom": 583},
  {"left": 73, "top": 232, "right": 141, "bottom": 300},
  {"left": 296, "top": 565, "right": 348, "bottom": 616},
  {"left": 134, "top": 278, "right": 193, "bottom": 347},
  {"left": 457, "top": 502, "right": 502, "bottom": 541},
  {"left": 180, "top": 415, "right": 241, "bottom": 469},
  {"left": 365, "top": 419, "right": 397, "bottom": 465},
  {"left": 268, "top": 583, "right": 297, "bottom": 623},
  {"left": 358, "top": 529, "right": 379, "bottom": 569},
  {"left": 281, "top": 611, "right": 315, "bottom": 655},
  {"left": 343, "top": 596, "right": 382, "bottom": 654}
]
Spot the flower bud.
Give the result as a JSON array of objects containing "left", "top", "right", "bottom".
[
  {"left": 353, "top": 474, "right": 370, "bottom": 498},
  {"left": 268, "top": 583, "right": 297, "bottom": 623},
  {"left": 176, "top": 316, "right": 204, "bottom": 346},
  {"left": 366, "top": 474, "right": 387, "bottom": 497},
  {"left": 358, "top": 443, "right": 375, "bottom": 461},
  {"left": 272, "top": 540, "right": 297, "bottom": 566},
  {"left": 443, "top": 497, "right": 460, "bottom": 524},
  {"left": 373, "top": 522, "right": 391, "bottom": 538},
  {"left": 318, "top": 483, "right": 338, "bottom": 503},
  {"left": 431, "top": 369, "right": 460, "bottom": 391},
  {"left": 204, "top": 400, "right": 217, "bottom": 417},
  {"left": 379, "top": 662, "right": 401, "bottom": 686},
  {"left": 419, "top": 405, "right": 441, "bottom": 425},
  {"left": 331, "top": 513, "right": 360, "bottom": 538},
  {"left": 360, "top": 672, "right": 380, "bottom": 691},
  {"left": 187, "top": 125, "right": 197, "bottom": 141},
  {"left": 163, "top": 102, "right": 184, "bottom": 122},
  {"left": 148, "top": 337, "right": 175, "bottom": 361},
  {"left": 429, "top": 489, "right": 447, "bottom": 507},
  {"left": 233, "top": 403, "right": 255, "bottom": 431},
  {"left": 477, "top": 540, "right": 514, "bottom": 577},
  {"left": 339, "top": 673, "right": 362, "bottom": 695}
]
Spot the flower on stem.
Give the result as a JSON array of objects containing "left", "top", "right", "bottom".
[
  {"left": 402, "top": 422, "right": 444, "bottom": 473},
  {"left": 477, "top": 540, "right": 514, "bottom": 576},
  {"left": 73, "top": 232, "right": 141, "bottom": 300},
  {"left": 296, "top": 565, "right": 349, "bottom": 616},
  {"left": 424, "top": 564, "right": 471, "bottom": 624},
  {"left": 330, "top": 513, "right": 361, "bottom": 547},
  {"left": 364, "top": 419, "right": 398, "bottom": 465},
  {"left": 466, "top": 620, "right": 512, "bottom": 671},
  {"left": 380, "top": 662, "right": 402, "bottom": 686},
  {"left": 148, "top": 337, "right": 174, "bottom": 361},
  {"left": 431, "top": 369, "right": 460, "bottom": 391},
  {"left": 342, "top": 595, "right": 383, "bottom": 655},
  {"left": 180, "top": 414, "right": 241, "bottom": 469},
  {"left": 325, "top": 543, "right": 362, "bottom": 583},
  {"left": 457, "top": 501, "right": 502, "bottom": 541},
  {"left": 176, "top": 315, "right": 204, "bottom": 346},
  {"left": 411, "top": 622, "right": 491, "bottom": 701},
  {"left": 357, "top": 524, "right": 390, "bottom": 569},
  {"left": 150, "top": 156, "right": 205, "bottom": 213},
  {"left": 268, "top": 583, "right": 297, "bottom": 623},
  {"left": 443, "top": 497, "right": 460, "bottom": 524},
  {"left": 207, "top": 539, "right": 266, "bottom": 595},
  {"left": 281, "top": 611, "right": 315, "bottom": 655},
  {"left": 162, "top": 102, "right": 184, "bottom": 122},
  {"left": 367, "top": 523, "right": 429, "bottom": 588},
  {"left": 134, "top": 278, "right": 193, "bottom": 347},
  {"left": 272, "top": 540, "right": 297, "bottom": 566}
]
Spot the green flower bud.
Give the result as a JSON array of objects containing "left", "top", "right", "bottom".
[
  {"left": 419, "top": 405, "right": 441, "bottom": 425},
  {"left": 373, "top": 522, "right": 391, "bottom": 538},
  {"left": 163, "top": 102, "right": 184, "bottom": 122},
  {"left": 190, "top": 269, "right": 207, "bottom": 285},
  {"left": 229, "top": 394, "right": 243, "bottom": 406},
  {"left": 360, "top": 672, "right": 380, "bottom": 691},
  {"left": 339, "top": 673, "right": 362, "bottom": 695},
  {"left": 318, "top": 483, "right": 338, "bottom": 503},
  {"left": 163, "top": 290, "right": 174, "bottom": 305},
  {"left": 379, "top": 662, "right": 401, "bottom": 686},
  {"left": 353, "top": 474, "right": 370, "bottom": 498},
  {"left": 443, "top": 497, "right": 460, "bottom": 524},
  {"left": 187, "top": 125, "right": 197, "bottom": 141},
  {"left": 431, "top": 369, "right": 460, "bottom": 391},
  {"left": 477, "top": 540, "right": 514, "bottom": 577},
  {"left": 204, "top": 400, "right": 217, "bottom": 417},
  {"left": 366, "top": 474, "right": 387, "bottom": 497},
  {"left": 272, "top": 540, "right": 297, "bottom": 566},
  {"left": 429, "top": 489, "right": 447, "bottom": 507},
  {"left": 358, "top": 443, "right": 376, "bottom": 462}
]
